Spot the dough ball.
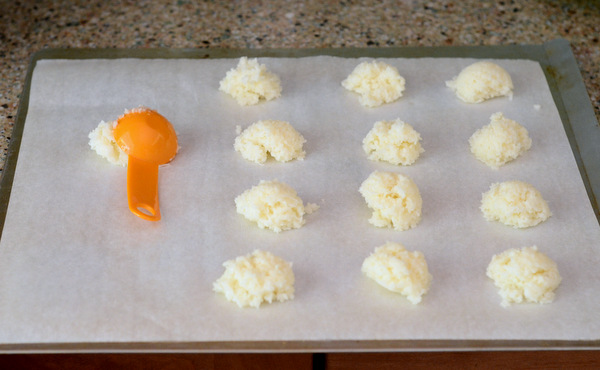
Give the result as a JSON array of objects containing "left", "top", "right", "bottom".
[
  {"left": 88, "top": 120, "right": 127, "bottom": 166},
  {"left": 469, "top": 112, "right": 531, "bottom": 169},
  {"left": 213, "top": 250, "right": 294, "bottom": 308},
  {"left": 363, "top": 119, "right": 424, "bottom": 166},
  {"left": 362, "top": 242, "right": 432, "bottom": 304},
  {"left": 342, "top": 61, "right": 406, "bottom": 107},
  {"left": 235, "top": 180, "right": 316, "bottom": 233},
  {"left": 359, "top": 171, "right": 422, "bottom": 231},
  {"left": 481, "top": 181, "right": 551, "bottom": 228},
  {"left": 234, "top": 120, "right": 306, "bottom": 164},
  {"left": 487, "top": 246, "right": 561, "bottom": 307},
  {"left": 446, "top": 61, "right": 513, "bottom": 103},
  {"left": 219, "top": 57, "right": 282, "bottom": 106}
]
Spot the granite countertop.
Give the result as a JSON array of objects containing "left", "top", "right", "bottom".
[{"left": 1, "top": 0, "right": 598, "bottom": 175}]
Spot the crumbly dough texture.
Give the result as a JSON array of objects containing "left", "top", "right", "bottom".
[
  {"left": 446, "top": 61, "right": 513, "bottom": 103},
  {"left": 469, "top": 112, "right": 532, "bottom": 169},
  {"left": 342, "top": 61, "right": 406, "bottom": 107},
  {"left": 213, "top": 250, "right": 295, "bottom": 308},
  {"left": 363, "top": 119, "right": 424, "bottom": 166},
  {"left": 359, "top": 171, "right": 422, "bottom": 231},
  {"left": 362, "top": 242, "right": 432, "bottom": 304},
  {"left": 234, "top": 120, "right": 306, "bottom": 164},
  {"left": 487, "top": 246, "right": 561, "bottom": 307},
  {"left": 121, "top": 106, "right": 154, "bottom": 116},
  {"left": 88, "top": 120, "right": 128, "bottom": 166},
  {"left": 235, "top": 180, "right": 316, "bottom": 233},
  {"left": 219, "top": 57, "right": 282, "bottom": 106},
  {"left": 481, "top": 181, "right": 551, "bottom": 228}
]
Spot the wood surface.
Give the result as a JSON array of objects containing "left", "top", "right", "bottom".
[{"left": 1, "top": 351, "right": 600, "bottom": 369}]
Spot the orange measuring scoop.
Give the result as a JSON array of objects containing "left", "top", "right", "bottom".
[{"left": 113, "top": 108, "right": 178, "bottom": 221}]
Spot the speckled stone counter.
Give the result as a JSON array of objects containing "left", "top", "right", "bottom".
[{"left": 1, "top": 0, "right": 599, "bottom": 174}]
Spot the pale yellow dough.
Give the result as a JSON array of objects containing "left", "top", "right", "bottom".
[
  {"left": 342, "top": 61, "right": 406, "bottom": 107},
  {"left": 362, "top": 242, "right": 432, "bottom": 304},
  {"left": 446, "top": 61, "right": 513, "bottom": 103},
  {"left": 469, "top": 112, "right": 531, "bottom": 169},
  {"left": 481, "top": 181, "right": 551, "bottom": 228},
  {"left": 359, "top": 171, "right": 422, "bottom": 231},
  {"left": 235, "top": 180, "right": 317, "bottom": 233},
  {"left": 213, "top": 250, "right": 295, "bottom": 308},
  {"left": 88, "top": 120, "right": 127, "bottom": 166},
  {"left": 363, "top": 119, "right": 424, "bottom": 166},
  {"left": 219, "top": 57, "right": 282, "bottom": 106},
  {"left": 234, "top": 120, "right": 306, "bottom": 164},
  {"left": 487, "top": 246, "right": 561, "bottom": 307}
]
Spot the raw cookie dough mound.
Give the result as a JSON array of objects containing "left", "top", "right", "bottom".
[
  {"left": 446, "top": 61, "right": 513, "bottom": 103},
  {"left": 235, "top": 180, "right": 317, "bottom": 233},
  {"left": 487, "top": 246, "right": 561, "bottom": 307},
  {"left": 481, "top": 181, "right": 551, "bottom": 228},
  {"left": 88, "top": 120, "right": 127, "bottom": 166},
  {"left": 359, "top": 171, "right": 422, "bottom": 231},
  {"left": 362, "top": 242, "right": 432, "bottom": 304},
  {"left": 363, "top": 119, "right": 424, "bottom": 166},
  {"left": 219, "top": 57, "right": 282, "bottom": 106},
  {"left": 213, "top": 250, "right": 295, "bottom": 308},
  {"left": 469, "top": 112, "right": 531, "bottom": 169},
  {"left": 342, "top": 61, "right": 406, "bottom": 107},
  {"left": 234, "top": 120, "right": 306, "bottom": 164}
]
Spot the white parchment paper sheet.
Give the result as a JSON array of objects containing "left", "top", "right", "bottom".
[{"left": 1, "top": 56, "right": 599, "bottom": 344}]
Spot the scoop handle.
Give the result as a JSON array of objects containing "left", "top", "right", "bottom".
[{"left": 126, "top": 156, "right": 161, "bottom": 221}]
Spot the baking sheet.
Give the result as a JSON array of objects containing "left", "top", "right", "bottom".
[{"left": 1, "top": 41, "right": 600, "bottom": 352}]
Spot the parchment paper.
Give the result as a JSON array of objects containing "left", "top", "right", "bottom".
[{"left": 1, "top": 56, "right": 599, "bottom": 345}]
